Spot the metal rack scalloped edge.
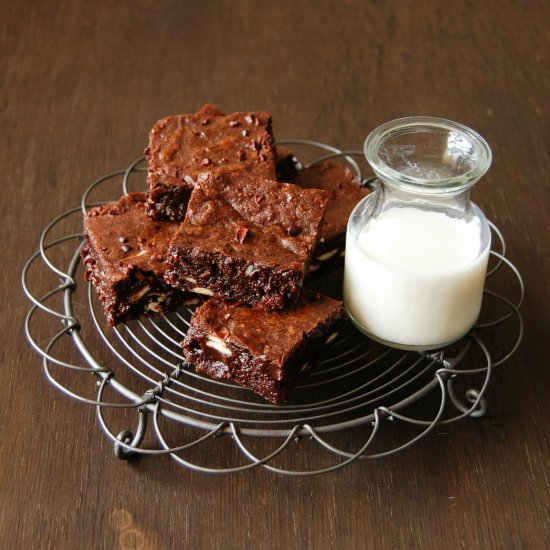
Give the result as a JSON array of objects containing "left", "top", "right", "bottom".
[{"left": 22, "top": 139, "right": 524, "bottom": 476}]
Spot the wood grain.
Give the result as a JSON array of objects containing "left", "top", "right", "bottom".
[{"left": 1, "top": 0, "right": 549, "bottom": 548}]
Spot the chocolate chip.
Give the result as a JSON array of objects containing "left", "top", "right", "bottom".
[
  {"left": 244, "top": 114, "right": 255, "bottom": 124},
  {"left": 201, "top": 118, "right": 210, "bottom": 125},
  {"left": 194, "top": 131, "right": 206, "bottom": 138},
  {"left": 229, "top": 120, "right": 240, "bottom": 127},
  {"left": 137, "top": 237, "right": 147, "bottom": 244},
  {"left": 258, "top": 153, "right": 267, "bottom": 162},
  {"left": 286, "top": 225, "right": 301, "bottom": 237},
  {"left": 201, "top": 158, "right": 212, "bottom": 166},
  {"left": 121, "top": 244, "right": 133, "bottom": 252},
  {"left": 242, "top": 130, "right": 248, "bottom": 137},
  {"left": 117, "top": 236, "right": 128, "bottom": 243},
  {"left": 237, "top": 151, "right": 246, "bottom": 161}
]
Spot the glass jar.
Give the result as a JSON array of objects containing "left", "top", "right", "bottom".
[{"left": 343, "top": 117, "right": 492, "bottom": 350}]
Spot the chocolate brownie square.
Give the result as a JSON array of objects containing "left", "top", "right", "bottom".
[
  {"left": 181, "top": 292, "right": 346, "bottom": 404},
  {"left": 144, "top": 104, "right": 277, "bottom": 221},
  {"left": 81, "top": 193, "right": 195, "bottom": 326},
  {"left": 164, "top": 171, "right": 328, "bottom": 310},
  {"left": 294, "top": 160, "right": 370, "bottom": 270}
]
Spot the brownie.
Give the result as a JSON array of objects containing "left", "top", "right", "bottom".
[
  {"left": 164, "top": 171, "right": 328, "bottom": 310},
  {"left": 181, "top": 292, "right": 346, "bottom": 404},
  {"left": 144, "top": 104, "right": 277, "bottom": 221},
  {"left": 294, "top": 160, "right": 370, "bottom": 270},
  {"left": 81, "top": 193, "right": 195, "bottom": 326}
]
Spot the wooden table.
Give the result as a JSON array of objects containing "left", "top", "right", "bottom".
[{"left": 2, "top": 1, "right": 549, "bottom": 548}]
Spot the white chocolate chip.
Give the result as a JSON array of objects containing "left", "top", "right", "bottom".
[
  {"left": 190, "top": 287, "right": 214, "bottom": 296},
  {"left": 129, "top": 284, "right": 150, "bottom": 302},
  {"left": 124, "top": 249, "right": 148, "bottom": 260},
  {"left": 147, "top": 300, "right": 162, "bottom": 313},
  {"left": 144, "top": 292, "right": 167, "bottom": 312},
  {"left": 206, "top": 335, "right": 232, "bottom": 356},
  {"left": 183, "top": 297, "right": 202, "bottom": 306},
  {"left": 244, "top": 265, "right": 255, "bottom": 277},
  {"left": 315, "top": 248, "right": 339, "bottom": 262}
]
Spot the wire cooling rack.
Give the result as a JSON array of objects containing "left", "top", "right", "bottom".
[{"left": 22, "top": 140, "right": 524, "bottom": 475}]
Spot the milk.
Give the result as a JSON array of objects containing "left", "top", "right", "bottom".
[{"left": 343, "top": 206, "right": 490, "bottom": 349}]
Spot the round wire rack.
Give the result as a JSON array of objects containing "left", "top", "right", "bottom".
[{"left": 22, "top": 140, "right": 524, "bottom": 475}]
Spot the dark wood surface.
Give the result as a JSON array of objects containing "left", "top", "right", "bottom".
[{"left": 2, "top": 1, "right": 549, "bottom": 548}]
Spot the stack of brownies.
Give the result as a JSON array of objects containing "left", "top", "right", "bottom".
[{"left": 81, "top": 105, "right": 369, "bottom": 404}]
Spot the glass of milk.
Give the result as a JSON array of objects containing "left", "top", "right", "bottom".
[{"left": 343, "top": 117, "right": 492, "bottom": 350}]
